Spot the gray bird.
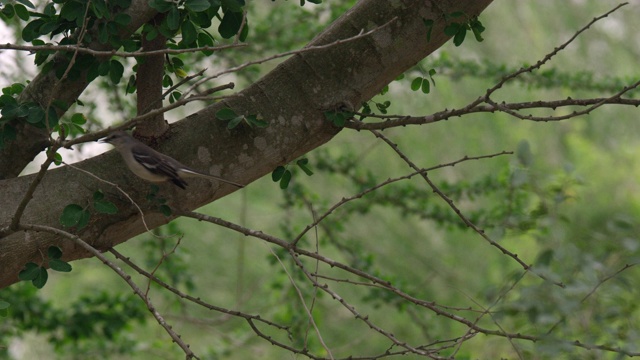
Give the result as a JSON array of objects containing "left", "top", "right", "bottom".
[{"left": 101, "top": 131, "right": 244, "bottom": 189}]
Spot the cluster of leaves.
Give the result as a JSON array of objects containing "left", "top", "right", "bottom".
[
  {"left": 428, "top": 54, "right": 637, "bottom": 94},
  {"left": 18, "top": 247, "right": 72, "bottom": 289},
  {"left": 0, "top": 83, "right": 61, "bottom": 146},
  {"left": 423, "top": 12, "right": 485, "bottom": 46},
  {"left": 272, "top": 158, "right": 313, "bottom": 189},
  {"left": 60, "top": 190, "right": 118, "bottom": 230},
  {"left": 411, "top": 68, "right": 437, "bottom": 94},
  {"left": 140, "top": 222, "right": 196, "bottom": 293},
  {"left": 0, "top": 284, "right": 147, "bottom": 357},
  {"left": 0, "top": 0, "right": 249, "bottom": 150},
  {"left": 0, "top": 83, "right": 86, "bottom": 151},
  {"left": 216, "top": 107, "right": 268, "bottom": 129},
  {"left": 149, "top": 0, "right": 248, "bottom": 45},
  {"left": 324, "top": 109, "right": 354, "bottom": 127}
]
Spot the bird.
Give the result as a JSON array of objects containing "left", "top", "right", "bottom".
[{"left": 100, "top": 130, "right": 244, "bottom": 189}]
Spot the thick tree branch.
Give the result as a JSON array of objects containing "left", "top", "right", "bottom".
[
  {"left": 0, "top": 0, "right": 158, "bottom": 179},
  {"left": 0, "top": 0, "right": 494, "bottom": 288}
]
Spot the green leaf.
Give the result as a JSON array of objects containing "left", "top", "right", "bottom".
[
  {"left": 14, "top": 4, "right": 30, "bottom": 21},
  {"left": 70, "top": 113, "right": 86, "bottom": 125},
  {"left": 227, "top": 116, "right": 243, "bottom": 129},
  {"left": 444, "top": 23, "right": 461, "bottom": 36},
  {"left": 421, "top": 78, "right": 430, "bottom": 94},
  {"left": 159, "top": 204, "right": 172, "bottom": 216},
  {"left": 216, "top": 107, "right": 238, "bottom": 120},
  {"left": 113, "top": 13, "right": 131, "bottom": 26},
  {"left": 239, "top": 20, "right": 249, "bottom": 42},
  {"left": 18, "top": 262, "right": 40, "bottom": 281},
  {"left": 93, "top": 190, "right": 104, "bottom": 201},
  {"left": 423, "top": 18, "right": 434, "bottom": 41},
  {"left": 410, "top": 77, "right": 422, "bottom": 91},
  {"left": 53, "top": 151, "right": 62, "bottom": 165},
  {"left": 272, "top": 166, "right": 285, "bottom": 181},
  {"left": 149, "top": 0, "right": 174, "bottom": 12},
  {"left": 32, "top": 267, "right": 48, "bottom": 289},
  {"left": 91, "top": 0, "right": 108, "bottom": 18},
  {"left": 109, "top": 59, "right": 125, "bottom": 84},
  {"left": 279, "top": 169, "right": 292, "bottom": 189},
  {"left": 38, "top": 20, "right": 58, "bottom": 36},
  {"left": 197, "top": 31, "right": 215, "bottom": 55},
  {"left": 2, "top": 4, "right": 15, "bottom": 19},
  {"left": 221, "top": 0, "right": 244, "bottom": 12},
  {"left": 181, "top": 19, "right": 197, "bottom": 46},
  {"left": 43, "top": 2, "right": 56, "bottom": 16},
  {"left": 22, "top": 19, "right": 45, "bottom": 42},
  {"left": 60, "top": 204, "right": 85, "bottom": 227},
  {"left": 77, "top": 209, "right": 91, "bottom": 230},
  {"left": 218, "top": 10, "right": 243, "bottom": 39},
  {"left": 246, "top": 114, "right": 268, "bottom": 128},
  {"left": 2, "top": 102, "right": 29, "bottom": 119},
  {"left": 296, "top": 158, "right": 313, "bottom": 176},
  {"left": 453, "top": 27, "right": 467, "bottom": 46},
  {"left": 167, "top": 6, "right": 181, "bottom": 30},
  {"left": 145, "top": 26, "right": 159, "bottom": 41},
  {"left": 44, "top": 106, "right": 59, "bottom": 128},
  {"left": 324, "top": 110, "right": 352, "bottom": 127},
  {"left": 47, "top": 246, "right": 63, "bottom": 259},
  {"left": 49, "top": 259, "right": 73, "bottom": 272},
  {"left": 0, "top": 93, "right": 17, "bottom": 104},
  {"left": 94, "top": 199, "right": 118, "bottom": 214},
  {"left": 16, "top": 0, "right": 36, "bottom": 9},
  {"left": 26, "top": 105, "right": 45, "bottom": 124},
  {"left": 470, "top": 17, "right": 485, "bottom": 42},
  {"left": 185, "top": 0, "right": 211, "bottom": 12},
  {"left": 60, "top": 0, "right": 85, "bottom": 21}
]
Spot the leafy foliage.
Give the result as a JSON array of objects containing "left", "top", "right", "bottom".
[
  {"left": 18, "top": 247, "right": 72, "bottom": 289},
  {"left": 2, "top": 1, "right": 640, "bottom": 359},
  {"left": 216, "top": 107, "right": 268, "bottom": 129},
  {"left": 0, "top": 284, "right": 146, "bottom": 357}
]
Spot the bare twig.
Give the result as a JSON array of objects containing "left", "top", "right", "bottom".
[
  {"left": 292, "top": 151, "right": 512, "bottom": 246},
  {"left": 18, "top": 223, "right": 198, "bottom": 359},
  {"left": 268, "top": 246, "right": 334, "bottom": 359},
  {"left": 368, "top": 129, "right": 565, "bottom": 287},
  {"left": 345, "top": 96, "right": 640, "bottom": 131},
  {"left": 0, "top": 42, "right": 246, "bottom": 57},
  {"left": 183, "top": 18, "right": 398, "bottom": 96},
  {"left": 346, "top": 3, "right": 633, "bottom": 132}
]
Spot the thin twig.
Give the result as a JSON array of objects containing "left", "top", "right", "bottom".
[
  {"left": 18, "top": 223, "right": 198, "bottom": 359},
  {"left": 183, "top": 18, "right": 398, "bottom": 96},
  {"left": 268, "top": 246, "right": 334, "bottom": 359},
  {"left": 368, "top": 129, "right": 565, "bottom": 287},
  {"left": 292, "top": 151, "right": 512, "bottom": 245},
  {"left": 0, "top": 42, "right": 246, "bottom": 57}
]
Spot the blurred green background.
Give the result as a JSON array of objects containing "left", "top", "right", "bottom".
[{"left": 2, "top": 1, "right": 640, "bottom": 359}]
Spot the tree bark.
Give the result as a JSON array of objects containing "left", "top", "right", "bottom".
[
  {"left": 0, "top": 0, "right": 493, "bottom": 289},
  {"left": 0, "top": 0, "right": 158, "bottom": 179}
]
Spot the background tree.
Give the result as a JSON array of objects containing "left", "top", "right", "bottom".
[{"left": 1, "top": 0, "right": 639, "bottom": 359}]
